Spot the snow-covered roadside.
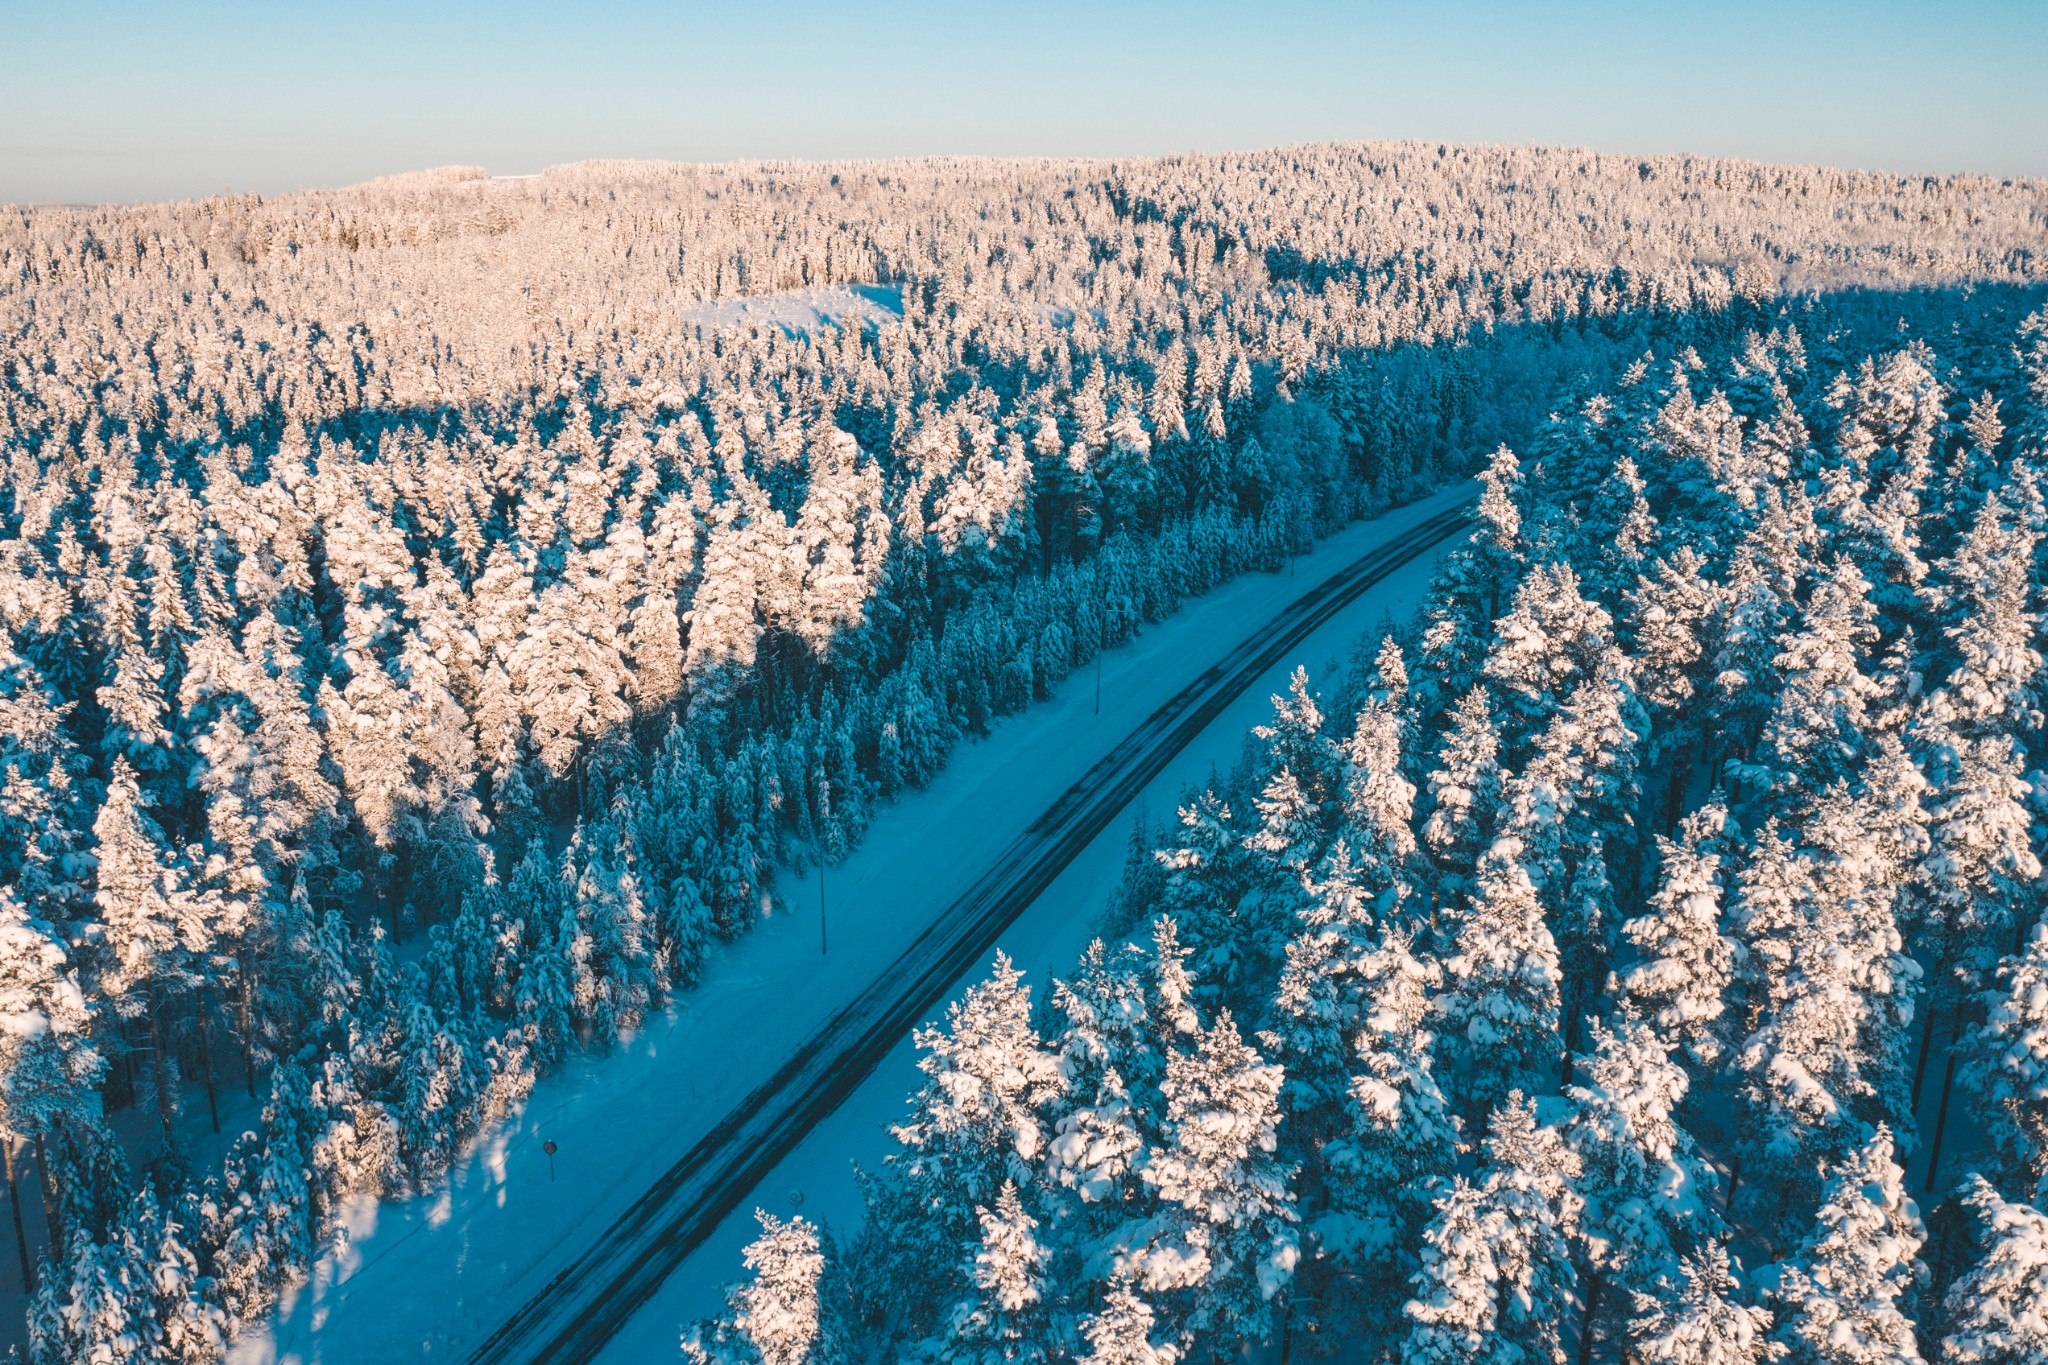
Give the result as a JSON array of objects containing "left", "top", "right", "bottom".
[
  {"left": 232, "top": 482, "right": 1472, "bottom": 1364},
  {"left": 594, "top": 526, "right": 1457, "bottom": 1360}
]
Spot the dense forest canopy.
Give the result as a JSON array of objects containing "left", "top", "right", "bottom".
[
  {"left": 0, "top": 142, "right": 2044, "bottom": 1360},
  {"left": 697, "top": 301, "right": 2048, "bottom": 1365}
]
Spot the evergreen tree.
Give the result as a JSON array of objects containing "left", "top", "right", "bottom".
[
  {"left": 1402, "top": 1094, "right": 1581, "bottom": 1365},
  {"left": 1270, "top": 843, "right": 1378, "bottom": 1136},
  {"left": 1435, "top": 839, "right": 1564, "bottom": 1129},
  {"left": 1483, "top": 562, "right": 1617, "bottom": 754},
  {"left": 1628, "top": 1242, "right": 1783, "bottom": 1365},
  {"left": 1618, "top": 800, "right": 1737, "bottom": 1066},
  {"left": 1131, "top": 1011, "right": 1298, "bottom": 1346},
  {"left": 684, "top": 1211, "right": 838, "bottom": 1365},
  {"left": 1773, "top": 1127, "right": 1927, "bottom": 1365},
  {"left": 1315, "top": 928, "right": 1459, "bottom": 1358},
  {"left": 1399, "top": 1177, "right": 1501, "bottom": 1365},
  {"left": 0, "top": 885, "right": 103, "bottom": 1144},
  {"left": 1078, "top": 1272, "right": 1178, "bottom": 1365},
  {"left": 928, "top": 1181, "right": 1053, "bottom": 1365},
  {"left": 1937, "top": 1178, "right": 2048, "bottom": 1365},
  {"left": 857, "top": 955, "right": 1060, "bottom": 1335},
  {"left": 1963, "top": 924, "right": 2048, "bottom": 1201},
  {"left": 1738, "top": 557, "right": 1880, "bottom": 812},
  {"left": 1253, "top": 667, "right": 1340, "bottom": 812},
  {"left": 1566, "top": 1018, "right": 1724, "bottom": 1342},
  {"left": 1340, "top": 642, "right": 1420, "bottom": 898},
  {"left": 92, "top": 757, "right": 207, "bottom": 1143},
  {"left": 1422, "top": 686, "right": 1504, "bottom": 902}
]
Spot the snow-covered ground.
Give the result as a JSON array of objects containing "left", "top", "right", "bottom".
[
  {"left": 675, "top": 284, "right": 1097, "bottom": 335},
  {"left": 233, "top": 484, "right": 1471, "bottom": 1364},
  {"left": 591, "top": 530, "right": 1457, "bottom": 1362},
  {"left": 679, "top": 284, "right": 903, "bottom": 334}
]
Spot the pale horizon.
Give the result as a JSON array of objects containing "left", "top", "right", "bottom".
[{"left": 8, "top": 0, "right": 2046, "bottom": 204}]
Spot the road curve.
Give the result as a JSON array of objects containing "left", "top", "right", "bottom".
[{"left": 466, "top": 499, "right": 1474, "bottom": 1365}]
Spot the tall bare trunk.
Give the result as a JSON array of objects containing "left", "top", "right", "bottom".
[
  {"left": 32, "top": 1128, "right": 55, "bottom": 1248},
  {"left": 1911, "top": 991, "right": 1940, "bottom": 1111},
  {"left": 1576, "top": 1270, "right": 1603, "bottom": 1365},
  {"left": 239, "top": 959, "right": 258, "bottom": 1098},
  {"left": 1925, "top": 1051, "right": 1959, "bottom": 1193},
  {"left": 148, "top": 977, "right": 176, "bottom": 1146},
  {"left": 196, "top": 984, "right": 221, "bottom": 1134},
  {"left": 5, "top": 1136, "right": 32, "bottom": 1292}
]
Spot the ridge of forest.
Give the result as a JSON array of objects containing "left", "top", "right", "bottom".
[{"left": 0, "top": 143, "right": 2044, "bottom": 1359}]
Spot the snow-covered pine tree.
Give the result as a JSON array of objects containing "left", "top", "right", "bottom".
[
  {"left": 92, "top": 757, "right": 208, "bottom": 1143},
  {"left": 684, "top": 1211, "right": 839, "bottom": 1365},
  {"left": 925, "top": 1180, "right": 1053, "bottom": 1365},
  {"left": 1078, "top": 1272, "right": 1178, "bottom": 1365},
  {"left": 1557, "top": 833, "right": 1620, "bottom": 1065},
  {"left": 1566, "top": 1017, "right": 1725, "bottom": 1348},
  {"left": 1253, "top": 666, "right": 1340, "bottom": 815},
  {"left": 1339, "top": 641, "right": 1421, "bottom": 901},
  {"left": 1736, "top": 556, "right": 1879, "bottom": 815},
  {"left": 1422, "top": 686, "right": 1504, "bottom": 905},
  {"left": 1402, "top": 1093, "right": 1581, "bottom": 1365},
  {"left": 1962, "top": 924, "right": 2048, "bottom": 1202},
  {"left": 1130, "top": 1010, "right": 1298, "bottom": 1348},
  {"left": 856, "top": 955, "right": 1061, "bottom": 1336},
  {"left": 1155, "top": 790, "right": 1260, "bottom": 998},
  {"left": 1483, "top": 562, "right": 1617, "bottom": 758},
  {"left": 1434, "top": 838, "right": 1564, "bottom": 1130},
  {"left": 1047, "top": 939, "right": 1163, "bottom": 1208},
  {"left": 1313, "top": 927, "right": 1458, "bottom": 1360},
  {"left": 1772, "top": 1126, "right": 1927, "bottom": 1365},
  {"left": 1628, "top": 1241, "right": 1783, "bottom": 1365},
  {"left": 1270, "top": 842, "right": 1378, "bottom": 1138},
  {"left": 1618, "top": 799, "right": 1737, "bottom": 1066},
  {"left": 1625, "top": 546, "right": 1720, "bottom": 825},
  {"left": 1399, "top": 1177, "right": 1500, "bottom": 1365},
  {"left": 1461, "top": 445, "right": 1530, "bottom": 627},
  {"left": 1937, "top": 1177, "right": 2048, "bottom": 1365},
  {"left": 0, "top": 885, "right": 102, "bottom": 1155},
  {"left": 126, "top": 1180, "right": 224, "bottom": 1363}
]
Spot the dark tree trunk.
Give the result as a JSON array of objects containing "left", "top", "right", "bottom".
[
  {"left": 196, "top": 984, "right": 221, "bottom": 1134},
  {"left": 1925, "top": 1051, "right": 1958, "bottom": 1193},
  {"left": 148, "top": 978, "right": 177, "bottom": 1146},
  {"left": 5, "top": 1136, "right": 32, "bottom": 1293},
  {"left": 32, "top": 1128, "right": 56, "bottom": 1249},
  {"left": 1911, "top": 986, "right": 1941, "bottom": 1111},
  {"left": 239, "top": 960, "right": 258, "bottom": 1097},
  {"left": 1576, "top": 1270, "right": 1603, "bottom": 1365}
]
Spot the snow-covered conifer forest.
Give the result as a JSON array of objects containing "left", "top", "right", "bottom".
[{"left": 2, "top": 143, "right": 2046, "bottom": 1361}]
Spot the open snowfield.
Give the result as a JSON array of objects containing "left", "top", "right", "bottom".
[
  {"left": 679, "top": 284, "right": 904, "bottom": 333},
  {"left": 229, "top": 483, "right": 1470, "bottom": 1364}
]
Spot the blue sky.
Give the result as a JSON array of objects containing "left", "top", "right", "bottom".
[{"left": 4, "top": 0, "right": 2044, "bottom": 203}]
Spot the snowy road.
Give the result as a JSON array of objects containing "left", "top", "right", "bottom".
[{"left": 464, "top": 500, "right": 1473, "bottom": 1364}]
